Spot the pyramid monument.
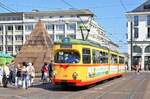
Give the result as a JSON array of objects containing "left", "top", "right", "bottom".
[{"left": 14, "top": 20, "right": 53, "bottom": 72}]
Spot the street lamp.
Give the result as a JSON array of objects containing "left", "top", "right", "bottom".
[{"left": 130, "top": 22, "right": 133, "bottom": 71}]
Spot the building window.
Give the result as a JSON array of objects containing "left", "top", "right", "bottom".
[
  {"left": 67, "top": 23, "right": 76, "bottom": 30},
  {"left": 6, "top": 45, "right": 13, "bottom": 51},
  {"left": 147, "top": 15, "right": 150, "bottom": 25},
  {"left": 15, "top": 45, "right": 22, "bottom": 52},
  {"left": 26, "top": 16, "right": 34, "bottom": 19},
  {"left": 0, "top": 46, "right": 3, "bottom": 51},
  {"left": 25, "top": 25, "right": 33, "bottom": 31},
  {"left": 15, "top": 25, "right": 23, "bottom": 31},
  {"left": 56, "top": 34, "right": 65, "bottom": 41},
  {"left": 46, "top": 24, "right": 53, "bottom": 30},
  {"left": 60, "top": 16, "right": 64, "bottom": 18},
  {"left": 6, "top": 26, "right": 13, "bottom": 31},
  {"left": 147, "top": 27, "right": 150, "bottom": 38},
  {"left": 134, "top": 28, "right": 138, "bottom": 38},
  {"left": 67, "top": 34, "right": 76, "bottom": 39},
  {"left": 6, "top": 35, "right": 13, "bottom": 42},
  {"left": 0, "top": 36, "right": 3, "bottom": 43},
  {"left": 56, "top": 24, "right": 65, "bottom": 31},
  {"left": 0, "top": 26, "right": 3, "bottom": 31},
  {"left": 50, "top": 34, "right": 54, "bottom": 40},
  {"left": 145, "top": 45, "right": 150, "bottom": 53},
  {"left": 82, "top": 48, "right": 91, "bottom": 64},
  {"left": 144, "top": 4, "right": 150, "bottom": 9},
  {"left": 15, "top": 35, "right": 23, "bottom": 41},
  {"left": 133, "top": 46, "right": 142, "bottom": 53},
  {"left": 134, "top": 16, "right": 138, "bottom": 26},
  {"left": 70, "top": 15, "right": 76, "bottom": 17},
  {"left": 49, "top": 16, "right": 53, "bottom": 18},
  {"left": 38, "top": 16, "right": 44, "bottom": 19},
  {"left": 12, "top": 16, "right": 22, "bottom": 20}
]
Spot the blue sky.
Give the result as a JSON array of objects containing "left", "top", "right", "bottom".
[{"left": 0, "top": 0, "right": 145, "bottom": 52}]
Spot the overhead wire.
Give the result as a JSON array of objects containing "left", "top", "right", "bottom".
[
  {"left": 0, "top": 0, "right": 17, "bottom": 13},
  {"left": 119, "top": 0, "right": 127, "bottom": 11},
  {"left": 60, "top": 0, "right": 93, "bottom": 40}
]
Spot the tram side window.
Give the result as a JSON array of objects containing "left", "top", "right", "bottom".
[
  {"left": 101, "top": 52, "right": 108, "bottom": 64},
  {"left": 103, "top": 52, "right": 108, "bottom": 63},
  {"left": 92, "top": 49, "right": 100, "bottom": 63},
  {"left": 119, "top": 56, "right": 125, "bottom": 64},
  {"left": 99, "top": 51, "right": 103, "bottom": 63},
  {"left": 82, "top": 48, "right": 91, "bottom": 64},
  {"left": 99, "top": 51, "right": 108, "bottom": 64},
  {"left": 111, "top": 54, "right": 118, "bottom": 64}
]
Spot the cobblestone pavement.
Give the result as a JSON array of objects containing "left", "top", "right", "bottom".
[{"left": 0, "top": 72, "right": 150, "bottom": 99}]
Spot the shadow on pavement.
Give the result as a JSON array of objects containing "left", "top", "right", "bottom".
[{"left": 32, "top": 75, "right": 123, "bottom": 91}]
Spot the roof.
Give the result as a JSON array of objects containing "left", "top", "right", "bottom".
[
  {"left": 108, "top": 40, "right": 119, "bottom": 47},
  {"left": 0, "top": 9, "right": 94, "bottom": 17},
  {"left": 24, "top": 9, "right": 94, "bottom": 17},
  {"left": 127, "top": 0, "right": 150, "bottom": 13}
]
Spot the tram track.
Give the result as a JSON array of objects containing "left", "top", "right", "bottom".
[
  {"left": 1, "top": 72, "right": 150, "bottom": 99},
  {"left": 59, "top": 73, "right": 136, "bottom": 99},
  {"left": 128, "top": 74, "right": 148, "bottom": 99},
  {"left": 95, "top": 73, "right": 146, "bottom": 99}
]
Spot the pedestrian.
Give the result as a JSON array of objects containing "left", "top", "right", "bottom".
[
  {"left": 41, "top": 62, "right": 48, "bottom": 83},
  {"left": 15, "top": 63, "right": 22, "bottom": 88},
  {"left": 48, "top": 61, "right": 53, "bottom": 83},
  {"left": 133, "top": 58, "right": 138, "bottom": 72},
  {"left": 2, "top": 62, "right": 10, "bottom": 88},
  {"left": 0, "top": 64, "right": 3, "bottom": 86},
  {"left": 22, "top": 62, "right": 30, "bottom": 89},
  {"left": 27, "top": 62, "right": 35, "bottom": 86},
  {"left": 137, "top": 58, "right": 142, "bottom": 73},
  {"left": 8, "top": 60, "right": 16, "bottom": 84}
]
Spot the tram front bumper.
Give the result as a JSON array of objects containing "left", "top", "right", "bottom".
[{"left": 53, "top": 79, "right": 82, "bottom": 86}]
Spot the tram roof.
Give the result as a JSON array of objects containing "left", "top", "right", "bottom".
[
  {"left": 54, "top": 38, "right": 123, "bottom": 56},
  {"left": 54, "top": 38, "right": 109, "bottom": 50}
]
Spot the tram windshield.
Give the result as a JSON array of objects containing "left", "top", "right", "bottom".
[{"left": 54, "top": 50, "right": 80, "bottom": 64}]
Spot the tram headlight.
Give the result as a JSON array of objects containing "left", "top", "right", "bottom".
[
  {"left": 53, "top": 70, "right": 57, "bottom": 76},
  {"left": 72, "top": 72, "right": 78, "bottom": 80}
]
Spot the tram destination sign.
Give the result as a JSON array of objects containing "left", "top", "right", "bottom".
[{"left": 60, "top": 44, "right": 72, "bottom": 48}]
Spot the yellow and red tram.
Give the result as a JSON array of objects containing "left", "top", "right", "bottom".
[{"left": 52, "top": 38, "right": 126, "bottom": 87}]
